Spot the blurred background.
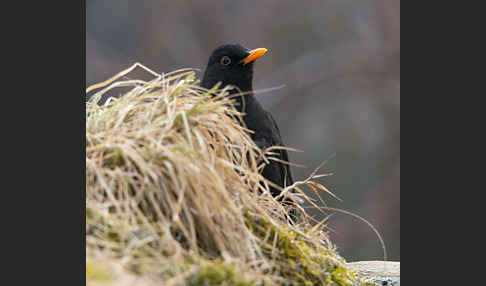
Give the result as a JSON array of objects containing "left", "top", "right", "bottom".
[{"left": 86, "top": 0, "right": 400, "bottom": 262}]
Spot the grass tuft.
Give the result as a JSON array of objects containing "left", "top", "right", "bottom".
[{"left": 86, "top": 64, "right": 370, "bottom": 285}]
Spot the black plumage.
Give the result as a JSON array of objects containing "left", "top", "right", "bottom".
[{"left": 201, "top": 44, "right": 297, "bottom": 220}]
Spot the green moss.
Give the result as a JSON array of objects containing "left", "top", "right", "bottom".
[
  {"left": 103, "top": 147, "right": 126, "bottom": 169},
  {"left": 107, "top": 231, "right": 120, "bottom": 242},
  {"left": 244, "top": 212, "right": 364, "bottom": 286},
  {"left": 86, "top": 260, "right": 114, "bottom": 282},
  {"left": 86, "top": 208, "right": 94, "bottom": 219},
  {"left": 187, "top": 261, "right": 256, "bottom": 286}
]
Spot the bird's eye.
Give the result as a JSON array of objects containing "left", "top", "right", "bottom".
[{"left": 220, "top": 56, "right": 231, "bottom": 66}]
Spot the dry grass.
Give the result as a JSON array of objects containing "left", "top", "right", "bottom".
[{"left": 86, "top": 64, "right": 367, "bottom": 286}]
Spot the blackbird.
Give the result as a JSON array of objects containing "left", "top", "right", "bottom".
[{"left": 201, "top": 44, "right": 298, "bottom": 221}]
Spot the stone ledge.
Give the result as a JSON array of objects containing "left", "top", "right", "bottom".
[{"left": 346, "top": 261, "right": 400, "bottom": 286}]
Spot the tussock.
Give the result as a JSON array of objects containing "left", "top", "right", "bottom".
[{"left": 86, "top": 64, "right": 367, "bottom": 285}]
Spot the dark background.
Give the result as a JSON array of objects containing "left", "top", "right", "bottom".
[{"left": 86, "top": 0, "right": 400, "bottom": 262}]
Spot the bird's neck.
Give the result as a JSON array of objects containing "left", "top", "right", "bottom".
[
  {"left": 230, "top": 89, "right": 267, "bottom": 134},
  {"left": 230, "top": 87, "right": 255, "bottom": 113},
  {"left": 201, "top": 76, "right": 264, "bottom": 131}
]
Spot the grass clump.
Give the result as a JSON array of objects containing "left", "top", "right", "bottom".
[{"left": 86, "top": 63, "right": 370, "bottom": 285}]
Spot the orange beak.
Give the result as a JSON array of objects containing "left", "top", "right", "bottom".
[{"left": 241, "top": 48, "right": 268, "bottom": 65}]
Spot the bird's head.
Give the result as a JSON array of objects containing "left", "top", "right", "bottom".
[{"left": 201, "top": 44, "right": 267, "bottom": 92}]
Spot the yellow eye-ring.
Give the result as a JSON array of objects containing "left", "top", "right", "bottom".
[{"left": 220, "top": 56, "right": 231, "bottom": 66}]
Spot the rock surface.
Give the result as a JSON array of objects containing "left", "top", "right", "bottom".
[{"left": 346, "top": 261, "right": 400, "bottom": 286}]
